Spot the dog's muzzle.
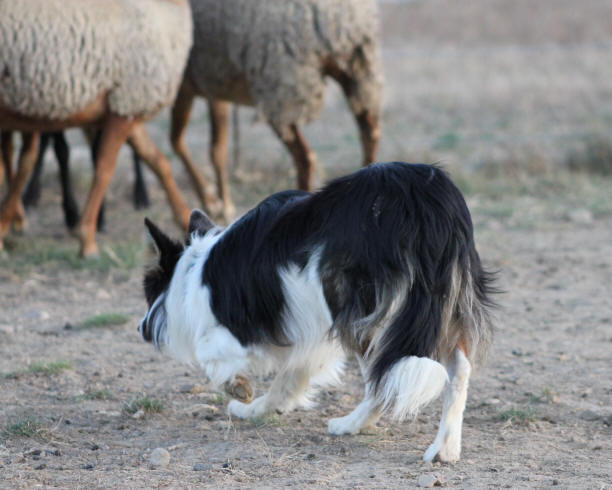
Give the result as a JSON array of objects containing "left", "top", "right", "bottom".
[{"left": 138, "top": 316, "right": 153, "bottom": 342}]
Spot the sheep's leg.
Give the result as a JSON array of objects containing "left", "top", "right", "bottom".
[
  {"left": 0, "top": 129, "right": 15, "bottom": 188},
  {"left": 0, "top": 136, "right": 4, "bottom": 189},
  {"left": 354, "top": 111, "right": 380, "bottom": 166},
  {"left": 171, "top": 82, "right": 217, "bottom": 213},
  {"left": 89, "top": 130, "right": 106, "bottom": 232},
  {"left": 127, "top": 123, "right": 190, "bottom": 230},
  {"left": 22, "top": 133, "right": 51, "bottom": 208},
  {"left": 327, "top": 67, "right": 380, "bottom": 166},
  {"left": 208, "top": 99, "right": 234, "bottom": 221},
  {"left": 0, "top": 132, "right": 39, "bottom": 245},
  {"left": 53, "top": 132, "right": 80, "bottom": 229},
  {"left": 132, "top": 149, "right": 150, "bottom": 209},
  {"left": 77, "top": 115, "right": 134, "bottom": 257},
  {"left": 274, "top": 124, "right": 316, "bottom": 190}
]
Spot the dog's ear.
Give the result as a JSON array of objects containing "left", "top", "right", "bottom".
[
  {"left": 188, "top": 209, "right": 215, "bottom": 237},
  {"left": 144, "top": 218, "right": 183, "bottom": 266}
]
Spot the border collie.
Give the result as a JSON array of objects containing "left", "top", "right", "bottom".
[{"left": 139, "top": 162, "right": 495, "bottom": 462}]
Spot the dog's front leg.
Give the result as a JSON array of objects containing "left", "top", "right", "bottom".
[
  {"left": 328, "top": 357, "right": 382, "bottom": 435},
  {"left": 194, "top": 326, "right": 249, "bottom": 387},
  {"left": 228, "top": 366, "right": 312, "bottom": 419}
]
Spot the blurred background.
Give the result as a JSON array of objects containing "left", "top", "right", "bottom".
[
  {"left": 10, "top": 0, "right": 612, "bottom": 233},
  {"left": 1, "top": 2, "right": 611, "bottom": 487}
]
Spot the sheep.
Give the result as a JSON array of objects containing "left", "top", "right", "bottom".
[
  {"left": 171, "top": 0, "right": 383, "bottom": 220},
  {"left": 22, "top": 130, "right": 150, "bottom": 231},
  {"left": 0, "top": 0, "right": 193, "bottom": 256}
]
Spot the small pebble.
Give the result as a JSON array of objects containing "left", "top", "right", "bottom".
[
  {"left": 193, "top": 463, "right": 211, "bottom": 471},
  {"left": 132, "top": 410, "right": 145, "bottom": 420},
  {"left": 217, "top": 420, "right": 230, "bottom": 430},
  {"left": 564, "top": 208, "right": 593, "bottom": 224},
  {"left": 579, "top": 410, "right": 601, "bottom": 422},
  {"left": 417, "top": 474, "right": 443, "bottom": 487},
  {"left": 34, "top": 463, "right": 46, "bottom": 470},
  {"left": 82, "top": 463, "right": 94, "bottom": 470},
  {"left": 180, "top": 383, "right": 206, "bottom": 394},
  {"left": 150, "top": 448, "right": 170, "bottom": 468}
]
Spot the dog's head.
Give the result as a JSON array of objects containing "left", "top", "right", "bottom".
[{"left": 139, "top": 209, "right": 215, "bottom": 346}]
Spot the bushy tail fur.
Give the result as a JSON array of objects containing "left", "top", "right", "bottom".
[{"left": 368, "top": 252, "right": 495, "bottom": 419}]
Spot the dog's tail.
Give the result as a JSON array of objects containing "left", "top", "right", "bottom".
[
  {"left": 375, "top": 355, "right": 449, "bottom": 420},
  {"left": 369, "top": 237, "right": 496, "bottom": 421},
  {"left": 368, "top": 278, "right": 451, "bottom": 420}
]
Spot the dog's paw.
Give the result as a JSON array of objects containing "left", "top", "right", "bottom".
[
  {"left": 227, "top": 395, "right": 267, "bottom": 419},
  {"left": 423, "top": 441, "right": 461, "bottom": 463},
  {"left": 327, "top": 416, "right": 360, "bottom": 435}
]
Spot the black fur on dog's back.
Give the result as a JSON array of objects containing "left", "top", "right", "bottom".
[{"left": 203, "top": 162, "right": 495, "bottom": 389}]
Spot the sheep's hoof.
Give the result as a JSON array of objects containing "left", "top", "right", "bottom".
[
  {"left": 224, "top": 375, "right": 253, "bottom": 403},
  {"left": 11, "top": 219, "right": 27, "bottom": 234},
  {"left": 79, "top": 241, "right": 99, "bottom": 258}
]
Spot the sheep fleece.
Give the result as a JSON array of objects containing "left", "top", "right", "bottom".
[
  {"left": 186, "top": 0, "right": 382, "bottom": 131},
  {"left": 0, "top": 0, "right": 192, "bottom": 120}
]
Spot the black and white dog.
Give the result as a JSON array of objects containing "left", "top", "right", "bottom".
[{"left": 139, "top": 162, "right": 495, "bottom": 462}]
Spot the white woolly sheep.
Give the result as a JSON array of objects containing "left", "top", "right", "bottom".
[
  {"left": 172, "top": 0, "right": 383, "bottom": 219},
  {"left": 0, "top": 0, "right": 193, "bottom": 256}
]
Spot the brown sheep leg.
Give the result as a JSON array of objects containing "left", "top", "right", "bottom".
[
  {"left": 78, "top": 115, "right": 134, "bottom": 257},
  {"left": 127, "top": 123, "right": 190, "bottom": 230},
  {"left": 275, "top": 124, "right": 316, "bottom": 191},
  {"left": 326, "top": 66, "right": 380, "bottom": 167},
  {"left": 208, "top": 99, "right": 235, "bottom": 221},
  {"left": 0, "top": 130, "right": 15, "bottom": 187},
  {"left": 355, "top": 111, "right": 380, "bottom": 167},
  {"left": 0, "top": 132, "right": 39, "bottom": 248},
  {"left": 170, "top": 83, "right": 218, "bottom": 214}
]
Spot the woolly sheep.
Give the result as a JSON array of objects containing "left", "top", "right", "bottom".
[
  {"left": 172, "top": 0, "right": 383, "bottom": 220},
  {"left": 0, "top": 0, "right": 193, "bottom": 256}
]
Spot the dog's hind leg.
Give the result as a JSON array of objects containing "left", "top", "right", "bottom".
[{"left": 423, "top": 346, "right": 471, "bottom": 463}]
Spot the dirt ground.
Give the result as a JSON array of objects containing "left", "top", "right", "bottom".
[{"left": 1, "top": 1, "right": 612, "bottom": 488}]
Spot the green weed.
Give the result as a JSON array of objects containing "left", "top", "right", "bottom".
[
  {"left": 123, "top": 396, "right": 164, "bottom": 415},
  {"left": 83, "top": 389, "right": 114, "bottom": 401},
  {"left": 0, "top": 240, "right": 143, "bottom": 273},
  {"left": 497, "top": 407, "right": 538, "bottom": 425},
  {"left": 76, "top": 313, "right": 130, "bottom": 330},
  {"left": 251, "top": 413, "right": 283, "bottom": 428},
  {"left": 6, "top": 360, "right": 72, "bottom": 379},
  {"left": 2, "top": 417, "right": 43, "bottom": 439}
]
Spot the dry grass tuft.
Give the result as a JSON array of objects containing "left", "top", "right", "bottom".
[{"left": 566, "top": 137, "right": 612, "bottom": 176}]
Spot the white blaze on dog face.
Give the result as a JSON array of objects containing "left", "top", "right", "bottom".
[{"left": 139, "top": 210, "right": 218, "bottom": 348}]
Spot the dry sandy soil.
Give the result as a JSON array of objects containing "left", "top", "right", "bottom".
[{"left": 1, "top": 1, "right": 611, "bottom": 488}]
